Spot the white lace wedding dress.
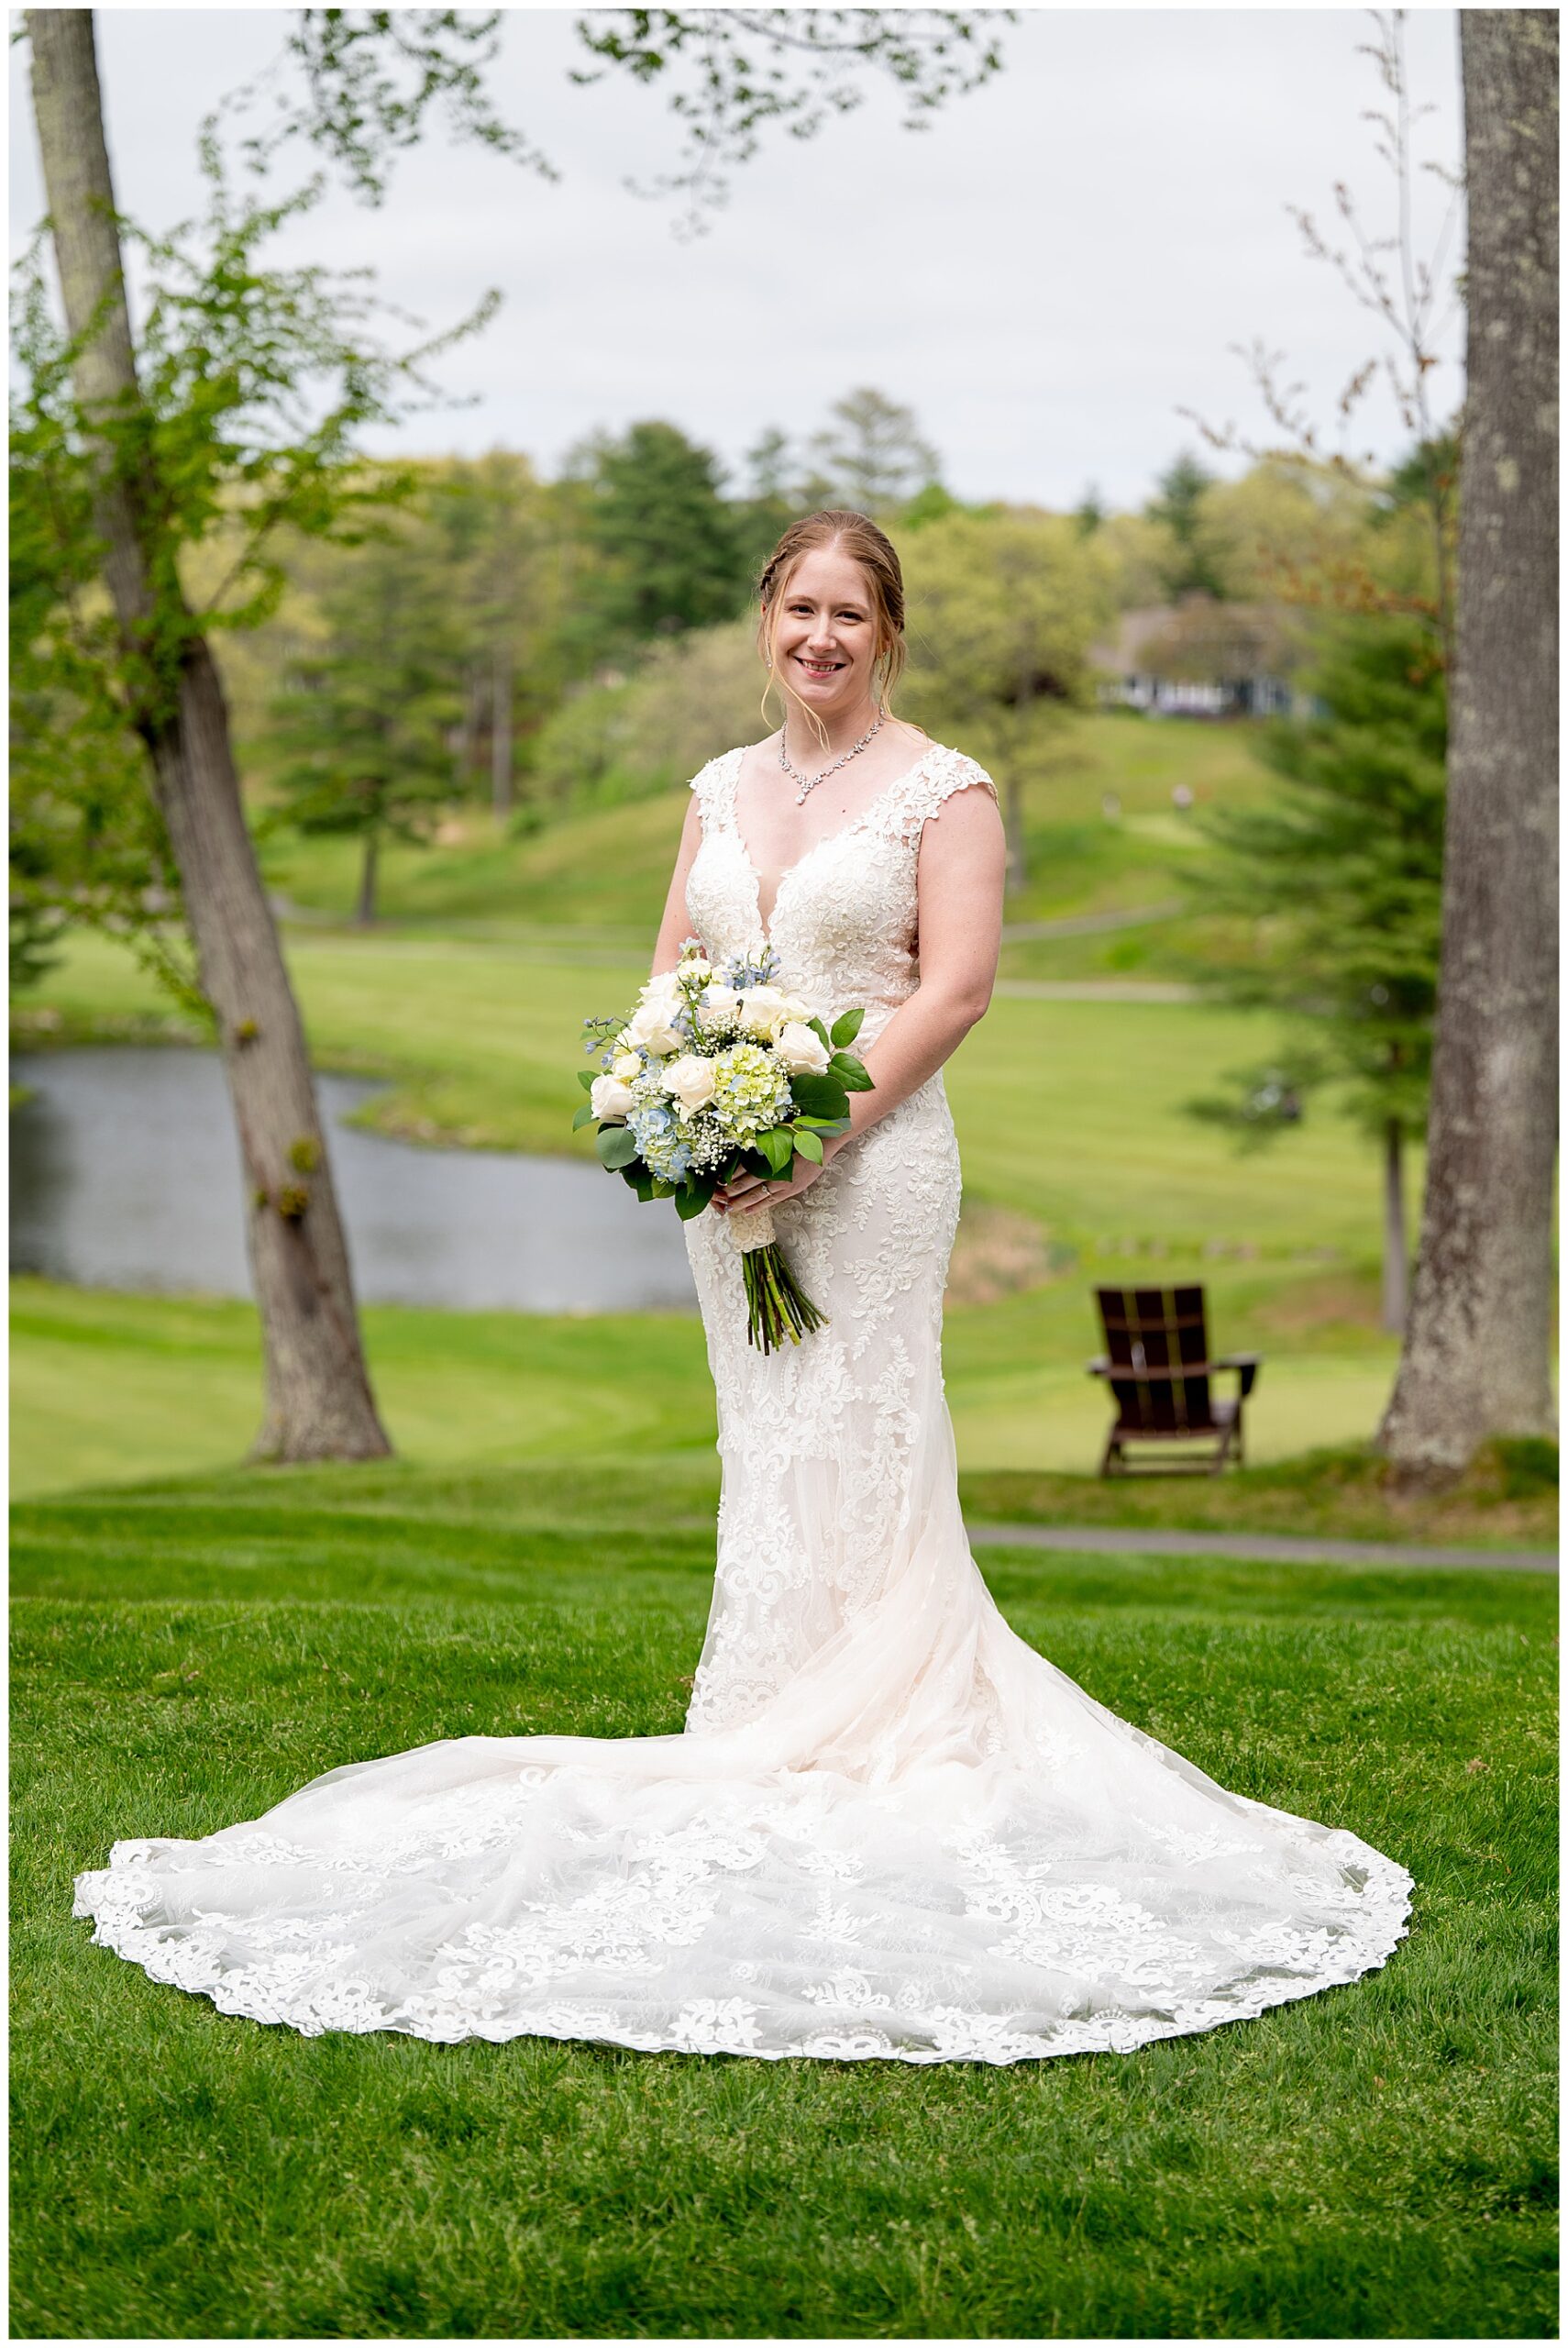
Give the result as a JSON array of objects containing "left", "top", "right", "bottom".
[{"left": 74, "top": 742, "right": 1412, "bottom": 2062}]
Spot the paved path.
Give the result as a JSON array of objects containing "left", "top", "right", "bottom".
[{"left": 965, "top": 1522, "right": 1559, "bottom": 1575}]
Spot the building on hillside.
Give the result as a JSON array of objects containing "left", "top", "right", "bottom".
[{"left": 1090, "top": 597, "right": 1324, "bottom": 719}]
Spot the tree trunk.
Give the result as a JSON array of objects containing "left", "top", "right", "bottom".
[
  {"left": 1377, "top": 11, "right": 1559, "bottom": 1480},
  {"left": 1381, "top": 1116, "right": 1408, "bottom": 1337},
  {"left": 454, "top": 659, "right": 482, "bottom": 792},
  {"left": 28, "top": 9, "right": 391, "bottom": 1464},
  {"left": 356, "top": 828, "right": 380, "bottom": 928},
  {"left": 491, "top": 648, "right": 513, "bottom": 820}
]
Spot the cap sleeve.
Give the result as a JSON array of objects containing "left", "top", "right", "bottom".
[
  {"left": 877, "top": 745, "right": 999, "bottom": 847},
  {"left": 688, "top": 748, "right": 740, "bottom": 836}
]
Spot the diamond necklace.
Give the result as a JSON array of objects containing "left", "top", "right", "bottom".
[{"left": 778, "top": 709, "right": 886, "bottom": 805}]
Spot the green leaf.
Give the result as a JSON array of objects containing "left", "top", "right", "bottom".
[
  {"left": 571, "top": 1103, "right": 594, "bottom": 1130},
  {"left": 756, "top": 1126, "right": 793, "bottom": 1175},
  {"left": 675, "top": 1179, "right": 715, "bottom": 1222},
  {"left": 830, "top": 1006, "right": 865, "bottom": 1047},
  {"left": 577, "top": 1067, "right": 598, "bottom": 1092},
  {"left": 788, "top": 1071, "right": 848, "bottom": 1119},
  {"left": 808, "top": 1016, "right": 833, "bottom": 1050},
  {"left": 829, "top": 1053, "right": 875, "bottom": 1092},
  {"left": 794, "top": 1112, "right": 850, "bottom": 1136},
  {"left": 597, "top": 1124, "right": 639, "bottom": 1170},
  {"left": 793, "top": 1127, "right": 823, "bottom": 1163}
]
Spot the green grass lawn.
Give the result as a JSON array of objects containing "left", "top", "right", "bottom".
[
  {"left": 12, "top": 1460, "right": 1557, "bottom": 2340},
  {"left": 13, "top": 1276, "right": 1557, "bottom": 1556}
]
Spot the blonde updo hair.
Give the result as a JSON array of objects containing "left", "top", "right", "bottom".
[{"left": 757, "top": 509, "right": 908, "bottom": 739}]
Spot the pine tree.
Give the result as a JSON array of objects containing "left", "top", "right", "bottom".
[
  {"left": 807, "top": 387, "right": 941, "bottom": 516},
  {"left": 1182, "top": 617, "right": 1446, "bottom": 1331},
  {"left": 1145, "top": 450, "right": 1232, "bottom": 601},
  {"left": 574, "top": 421, "right": 748, "bottom": 656}
]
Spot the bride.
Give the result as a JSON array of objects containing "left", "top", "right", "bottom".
[{"left": 75, "top": 509, "right": 1411, "bottom": 2063}]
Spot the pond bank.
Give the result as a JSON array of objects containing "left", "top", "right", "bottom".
[{"left": 11, "top": 1047, "right": 695, "bottom": 1314}]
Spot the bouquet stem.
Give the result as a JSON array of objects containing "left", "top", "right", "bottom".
[{"left": 727, "top": 1205, "right": 828, "bottom": 1353}]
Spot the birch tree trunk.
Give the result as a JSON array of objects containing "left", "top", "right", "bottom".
[
  {"left": 28, "top": 9, "right": 391, "bottom": 1462},
  {"left": 1377, "top": 10, "right": 1558, "bottom": 1479}
]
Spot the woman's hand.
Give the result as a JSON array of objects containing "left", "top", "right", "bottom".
[{"left": 712, "top": 1140, "right": 840, "bottom": 1216}]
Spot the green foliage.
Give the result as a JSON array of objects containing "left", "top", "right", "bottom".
[
  {"left": 1491, "top": 1436, "right": 1560, "bottom": 1501},
  {"left": 7, "top": 243, "right": 196, "bottom": 1002},
  {"left": 421, "top": 449, "right": 560, "bottom": 802},
  {"left": 1180, "top": 615, "right": 1446, "bottom": 1146},
  {"left": 732, "top": 389, "right": 951, "bottom": 546},
  {"left": 221, "top": 8, "right": 1006, "bottom": 236},
  {"left": 567, "top": 420, "right": 750, "bottom": 658},
  {"left": 571, "top": 9, "right": 1007, "bottom": 227},
  {"left": 1144, "top": 449, "right": 1233, "bottom": 602},
  {"left": 804, "top": 384, "right": 942, "bottom": 515},
  {"left": 528, "top": 618, "right": 770, "bottom": 813},
  {"left": 898, "top": 507, "right": 1119, "bottom": 761},
  {"left": 241, "top": 10, "right": 559, "bottom": 205},
  {"left": 900, "top": 479, "right": 966, "bottom": 529},
  {"left": 257, "top": 500, "right": 466, "bottom": 911},
  {"left": 8, "top": 150, "right": 495, "bottom": 989},
  {"left": 1073, "top": 482, "right": 1108, "bottom": 536}
]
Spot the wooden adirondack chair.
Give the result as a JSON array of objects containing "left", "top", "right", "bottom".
[{"left": 1088, "top": 1284, "right": 1262, "bottom": 1477}]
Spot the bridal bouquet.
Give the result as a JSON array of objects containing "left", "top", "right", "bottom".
[{"left": 576, "top": 939, "right": 873, "bottom": 1352}]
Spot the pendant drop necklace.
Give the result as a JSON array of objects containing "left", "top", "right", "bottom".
[{"left": 778, "top": 709, "right": 885, "bottom": 805}]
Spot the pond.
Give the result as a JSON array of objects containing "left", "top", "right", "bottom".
[{"left": 10, "top": 1048, "right": 698, "bottom": 1313}]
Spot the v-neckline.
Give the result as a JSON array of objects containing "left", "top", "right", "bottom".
[{"left": 725, "top": 741, "right": 937, "bottom": 942}]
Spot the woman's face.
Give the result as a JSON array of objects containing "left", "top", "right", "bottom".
[{"left": 767, "top": 544, "right": 881, "bottom": 721}]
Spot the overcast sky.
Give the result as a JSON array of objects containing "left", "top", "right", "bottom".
[{"left": 9, "top": 5, "right": 1465, "bottom": 509}]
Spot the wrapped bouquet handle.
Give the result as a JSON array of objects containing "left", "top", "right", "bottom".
[
  {"left": 723, "top": 1200, "right": 827, "bottom": 1354},
  {"left": 575, "top": 942, "right": 872, "bottom": 1351}
]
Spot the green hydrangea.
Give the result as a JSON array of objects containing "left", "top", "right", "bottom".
[{"left": 709, "top": 1042, "right": 791, "bottom": 1144}]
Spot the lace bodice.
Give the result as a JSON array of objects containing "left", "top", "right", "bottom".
[{"left": 684, "top": 742, "right": 999, "bottom": 1027}]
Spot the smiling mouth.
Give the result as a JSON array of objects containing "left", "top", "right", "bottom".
[{"left": 795, "top": 656, "right": 845, "bottom": 676}]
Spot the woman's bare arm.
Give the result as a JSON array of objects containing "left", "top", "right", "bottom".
[{"left": 825, "top": 781, "right": 1007, "bottom": 1154}]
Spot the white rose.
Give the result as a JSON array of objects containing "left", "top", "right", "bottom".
[
  {"left": 612, "top": 1051, "right": 643, "bottom": 1083},
  {"left": 678, "top": 950, "right": 712, "bottom": 980},
  {"left": 638, "top": 969, "right": 683, "bottom": 1013},
  {"left": 627, "top": 998, "right": 685, "bottom": 1054},
  {"left": 591, "top": 1073, "right": 636, "bottom": 1122},
  {"left": 778, "top": 993, "right": 812, "bottom": 1024},
  {"left": 774, "top": 1021, "right": 832, "bottom": 1076},
  {"left": 662, "top": 1053, "right": 718, "bottom": 1115},
  {"left": 699, "top": 982, "right": 742, "bottom": 1026},
  {"left": 737, "top": 985, "right": 791, "bottom": 1039}
]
